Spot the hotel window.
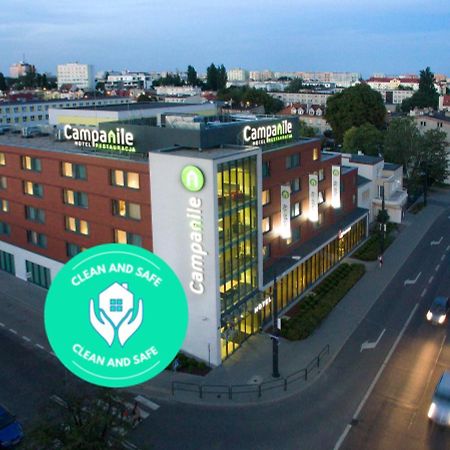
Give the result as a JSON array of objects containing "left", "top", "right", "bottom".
[
  {"left": 262, "top": 161, "right": 270, "bottom": 178},
  {"left": 62, "top": 162, "right": 87, "bottom": 180},
  {"left": 0, "top": 199, "right": 8, "bottom": 213},
  {"left": 262, "top": 244, "right": 271, "bottom": 261},
  {"left": 0, "top": 221, "right": 10, "bottom": 236},
  {"left": 262, "top": 189, "right": 271, "bottom": 206},
  {"left": 0, "top": 176, "right": 6, "bottom": 189},
  {"left": 262, "top": 216, "right": 272, "bottom": 233},
  {"left": 318, "top": 191, "right": 325, "bottom": 205},
  {"left": 111, "top": 170, "right": 140, "bottom": 189},
  {"left": 114, "top": 229, "right": 142, "bottom": 246},
  {"left": 65, "top": 216, "right": 89, "bottom": 235},
  {"left": 0, "top": 152, "right": 5, "bottom": 165},
  {"left": 27, "top": 230, "right": 47, "bottom": 248},
  {"left": 66, "top": 243, "right": 85, "bottom": 258},
  {"left": 25, "top": 206, "right": 45, "bottom": 223},
  {"left": 23, "top": 181, "right": 43, "bottom": 197},
  {"left": 291, "top": 201, "right": 301, "bottom": 218},
  {"left": 313, "top": 147, "right": 319, "bottom": 161},
  {"left": 63, "top": 189, "right": 88, "bottom": 208},
  {"left": 291, "top": 177, "right": 301, "bottom": 192},
  {"left": 112, "top": 199, "right": 141, "bottom": 220},
  {"left": 21, "top": 156, "right": 42, "bottom": 172},
  {"left": 286, "top": 153, "right": 300, "bottom": 169}
]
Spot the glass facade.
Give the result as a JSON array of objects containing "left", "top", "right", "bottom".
[
  {"left": 26, "top": 260, "right": 51, "bottom": 289},
  {"left": 0, "top": 249, "right": 15, "bottom": 274},
  {"left": 219, "top": 215, "right": 367, "bottom": 360},
  {"left": 217, "top": 156, "right": 259, "bottom": 359}
]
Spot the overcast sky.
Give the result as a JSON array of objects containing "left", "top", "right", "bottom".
[{"left": 1, "top": 0, "right": 449, "bottom": 78}]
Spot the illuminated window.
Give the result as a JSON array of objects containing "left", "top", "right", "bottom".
[
  {"left": 23, "top": 181, "right": 43, "bottom": 197},
  {"left": 313, "top": 147, "right": 319, "bottom": 161},
  {"left": 65, "top": 216, "right": 89, "bottom": 235},
  {"left": 0, "top": 199, "right": 8, "bottom": 213},
  {"left": 286, "top": 153, "right": 300, "bottom": 169},
  {"left": 291, "top": 202, "right": 301, "bottom": 218},
  {"left": 25, "top": 206, "right": 45, "bottom": 223},
  {"left": 114, "top": 229, "right": 142, "bottom": 246},
  {"left": 111, "top": 170, "right": 140, "bottom": 189},
  {"left": 62, "top": 162, "right": 86, "bottom": 179},
  {"left": 262, "top": 216, "right": 271, "bottom": 233},
  {"left": 63, "top": 189, "right": 88, "bottom": 208},
  {"left": 112, "top": 199, "right": 141, "bottom": 220},
  {"left": 0, "top": 176, "right": 7, "bottom": 189},
  {"left": 291, "top": 177, "right": 301, "bottom": 192},
  {"left": 0, "top": 152, "right": 5, "bottom": 166},
  {"left": 262, "top": 189, "right": 271, "bottom": 206},
  {"left": 0, "top": 221, "right": 10, "bottom": 236},
  {"left": 27, "top": 230, "right": 47, "bottom": 247}
]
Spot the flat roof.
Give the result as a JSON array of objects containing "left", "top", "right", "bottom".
[
  {"left": 357, "top": 175, "right": 371, "bottom": 186},
  {"left": 383, "top": 162, "right": 401, "bottom": 171},
  {"left": 158, "top": 145, "right": 258, "bottom": 160},
  {"left": 69, "top": 101, "right": 205, "bottom": 112},
  {"left": 349, "top": 154, "right": 383, "bottom": 165},
  {"left": 0, "top": 96, "right": 129, "bottom": 107},
  {"left": 342, "top": 166, "right": 357, "bottom": 174}
]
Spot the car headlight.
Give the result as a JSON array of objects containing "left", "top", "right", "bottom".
[
  {"left": 426, "top": 311, "right": 433, "bottom": 321},
  {"left": 428, "top": 402, "right": 436, "bottom": 418},
  {"left": 438, "top": 315, "right": 446, "bottom": 324}
]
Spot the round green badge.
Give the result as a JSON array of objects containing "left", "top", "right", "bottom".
[
  {"left": 181, "top": 165, "right": 204, "bottom": 192},
  {"left": 44, "top": 243, "right": 188, "bottom": 388}
]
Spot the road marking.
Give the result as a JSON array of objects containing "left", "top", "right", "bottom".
[
  {"left": 50, "top": 352, "right": 56, "bottom": 357},
  {"left": 134, "top": 394, "right": 159, "bottom": 411},
  {"left": 50, "top": 394, "right": 68, "bottom": 408},
  {"left": 441, "top": 254, "right": 446, "bottom": 261},
  {"left": 430, "top": 236, "right": 443, "bottom": 246},
  {"left": 446, "top": 245, "right": 450, "bottom": 252},
  {"left": 22, "top": 336, "right": 31, "bottom": 342},
  {"left": 429, "top": 275, "right": 434, "bottom": 284},
  {"left": 0, "top": 322, "right": 4, "bottom": 327},
  {"left": 421, "top": 288, "right": 427, "bottom": 298},
  {"left": 35, "top": 343, "right": 45, "bottom": 350},
  {"left": 360, "top": 329, "right": 386, "bottom": 352},
  {"left": 9, "top": 328, "right": 17, "bottom": 334},
  {"left": 123, "top": 441, "right": 138, "bottom": 450},
  {"left": 404, "top": 272, "right": 421, "bottom": 286},
  {"left": 334, "top": 303, "right": 419, "bottom": 450},
  {"left": 435, "top": 264, "right": 440, "bottom": 272}
]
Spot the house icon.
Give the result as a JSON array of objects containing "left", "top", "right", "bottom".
[{"left": 98, "top": 282, "right": 134, "bottom": 327}]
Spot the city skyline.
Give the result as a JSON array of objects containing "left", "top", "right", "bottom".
[{"left": 1, "top": 0, "right": 449, "bottom": 78}]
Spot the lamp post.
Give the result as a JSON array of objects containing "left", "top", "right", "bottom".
[{"left": 379, "top": 184, "right": 386, "bottom": 255}]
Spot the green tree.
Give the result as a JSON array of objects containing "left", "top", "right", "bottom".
[
  {"left": 285, "top": 78, "right": 304, "bottom": 93},
  {"left": 401, "top": 66, "right": 438, "bottom": 111},
  {"left": 152, "top": 73, "right": 184, "bottom": 87},
  {"left": 421, "top": 128, "right": 449, "bottom": 183},
  {"left": 342, "top": 123, "right": 384, "bottom": 155},
  {"left": 206, "top": 63, "right": 218, "bottom": 90},
  {"left": 217, "top": 86, "right": 283, "bottom": 114},
  {"left": 187, "top": 65, "right": 198, "bottom": 86},
  {"left": 217, "top": 64, "right": 227, "bottom": 91},
  {"left": 325, "top": 83, "right": 386, "bottom": 144},
  {"left": 137, "top": 93, "right": 152, "bottom": 102},
  {"left": 298, "top": 120, "right": 318, "bottom": 137},
  {"left": 0, "top": 72, "right": 7, "bottom": 91}
]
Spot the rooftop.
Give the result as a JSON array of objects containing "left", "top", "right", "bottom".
[
  {"left": 0, "top": 96, "right": 129, "bottom": 107},
  {"left": 159, "top": 145, "right": 259, "bottom": 160},
  {"left": 383, "top": 162, "right": 401, "bottom": 171},
  {"left": 349, "top": 154, "right": 384, "bottom": 165},
  {"left": 357, "top": 175, "right": 371, "bottom": 186}
]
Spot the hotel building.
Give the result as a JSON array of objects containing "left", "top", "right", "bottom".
[{"left": 0, "top": 112, "right": 368, "bottom": 366}]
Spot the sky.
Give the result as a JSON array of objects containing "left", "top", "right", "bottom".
[{"left": 1, "top": 0, "right": 449, "bottom": 78}]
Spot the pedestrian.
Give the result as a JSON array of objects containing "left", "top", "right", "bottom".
[
  {"left": 132, "top": 401, "right": 142, "bottom": 426},
  {"left": 378, "top": 255, "right": 383, "bottom": 269}
]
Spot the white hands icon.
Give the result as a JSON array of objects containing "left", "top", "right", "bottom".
[
  {"left": 118, "top": 299, "right": 143, "bottom": 346},
  {"left": 89, "top": 299, "right": 115, "bottom": 346}
]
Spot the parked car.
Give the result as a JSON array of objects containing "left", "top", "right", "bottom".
[
  {"left": 428, "top": 371, "right": 450, "bottom": 426},
  {"left": 0, "top": 405, "right": 23, "bottom": 447},
  {"left": 426, "top": 296, "right": 450, "bottom": 325}
]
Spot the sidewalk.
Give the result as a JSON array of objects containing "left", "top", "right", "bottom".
[{"left": 137, "top": 188, "right": 450, "bottom": 405}]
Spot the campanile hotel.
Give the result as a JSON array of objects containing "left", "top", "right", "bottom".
[{"left": 0, "top": 107, "right": 368, "bottom": 366}]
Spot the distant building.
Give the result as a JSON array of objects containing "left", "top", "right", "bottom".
[
  {"left": 9, "top": 62, "right": 36, "bottom": 79},
  {"left": 155, "top": 86, "right": 201, "bottom": 97},
  {"left": 270, "top": 92, "right": 332, "bottom": 107},
  {"left": 227, "top": 68, "right": 249, "bottom": 82},
  {"left": 249, "top": 70, "right": 274, "bottom": 81},
  {"left": 279, "top": 103, "right": 329, "bottom": 133},
  {"left": 438, "top": 95, "right": 450, "bottom": 112},
  {"left": 105, "top": 72, "right": 153, "bottom": 90},
  {"left": 297, "top": 72, "right": 360, "bottom": 88},
  {"left": 367, "top": 77, "right": 419, "bottom": 91},
  {"left": 57, "top": 63, "right": 94, "bottom": 91}
]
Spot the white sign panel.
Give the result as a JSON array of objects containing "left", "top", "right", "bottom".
[
  {"left": 331, "top": 165, "right": 341, "bottom": 208},
  {"left": 280, "top": 184, "right": 291, "bottom": 239},
  {"left": 309, "top": 174, "right": 319, "bottom": 222}
]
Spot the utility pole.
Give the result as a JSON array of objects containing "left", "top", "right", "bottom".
[
  {"left": 272, "top": 274, "right": 280, "bottom": 378},
  {"left": 380, "top": 184, "right": 386, "bottom": 255}
]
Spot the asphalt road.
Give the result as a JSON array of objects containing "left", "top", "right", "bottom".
[{"left": 129, "top": 204, "right": 450, "bottom": 450}]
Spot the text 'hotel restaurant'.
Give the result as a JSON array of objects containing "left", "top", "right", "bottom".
[{"left": 0, "top": 104, "right": 368, "bottom": 366}]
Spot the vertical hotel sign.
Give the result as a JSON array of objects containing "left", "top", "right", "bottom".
[
  {"left": 309, "top": 174, "right": 319, "bottom": 222},
  {"left": 280, "top": 184, "right": 291, "bottom": 239},
  {"left": 331, "top": 165, "right": 341, "bottom": 208}
]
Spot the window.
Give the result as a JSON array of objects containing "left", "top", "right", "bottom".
[
  {"left": 262, "top": 244, "right": 271, "bottom": 261},
  {"left": 313, "top": 147, "right": 319, "bottom": 161},
  {"left": 111, "top": 170, "right": 140, "bottom": 189},
  {"left": 66, "top": 243, "right": 85, "bottom": 257},
  {"left": 25, "top": 206, "right": 45, "bottom": 223},
  {"left": 262, "top": 216, "right": 271, "bottom": 233},
  {"left": 291, "top": 202, "right": 301, "bottom": 218},
  {"left": 262, "top": 161, "right": 270, "bottom": 178},
  {"left": 0, "top": 221, "right": 10, "bottom": 236},
  {"left": 112, "top": 199, "right": 141, "bottom": 220},
  {"left": 63, "top": 189, "right": 88, "bottom": 208},
  {"left": 262, "top": 189, "right": 271, "bottom": 206},
  {"left": 65, "top": 216, "right": 89, "bottom": 235},
  {"left": 0, "top": 152, "right": 5, "bottom": 166},
  {"left": 291, "top": 177, "right": 301, "bottom": 192},
  {"left": 0, "top": 176, "right": 6, "bottom": 189},
  {"left": 318, "top": 191, "right": 325, "bottom": 205},
  {"left": 109, "top": 299, "right": 123, "bottom": 312},
  {"left": 286, "top": 153, "right": 300, "bottom": 169},
  {"left": 0, "top": 199, "right": 8, "bottom": 213},
  {"left": 23, "top": 181, "right": 43, "bottom": 197},
  {"left": 318, "top": 169, "right": 324, "bottom": 181},
  {"left": 114, "top": 229, "right": 142, "bottom": 246},
  {"left": 62, "top": 162, "right": 87, "bottom": 180},
  {"left": 27, "top": 230, "right": 47, "bottom": 248},
  {"left": 21, "top": 156, "right": 42, "bottom": 172}
]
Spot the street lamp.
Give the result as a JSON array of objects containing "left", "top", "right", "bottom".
[
  {"left": 420, "top": 162, "right": 428, "bottom": 207},
  {"left": 270, "top": 255, "right": 301, "bottom": 378}
]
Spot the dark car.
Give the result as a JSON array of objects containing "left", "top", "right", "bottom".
[
  {"left": 426, "top": 296, "right": 450, "bottom": 325},
  {"left": 428, "top": 370, "right": 450, "bottom": 426},
  {"left": 0, "top": 405, "right": 23, "bottom": 447}
]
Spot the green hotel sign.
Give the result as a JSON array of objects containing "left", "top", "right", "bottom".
[
  {"left": 64, "top": 125, "right": 136, "bottom": 153},
  {"left": 181, "top": 165, "right": 205, "bottom": 192}
]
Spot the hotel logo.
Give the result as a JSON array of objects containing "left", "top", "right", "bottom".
[{"left": 181, "top": 165, "right": 205, "bottom": 192}]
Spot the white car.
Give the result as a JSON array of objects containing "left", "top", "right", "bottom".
[
  {"left": 428, "top": 371, "right": 450, "bottom": 426},
  {"left": 426, "top": 296, "right": 449, "bottom": 325}
]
